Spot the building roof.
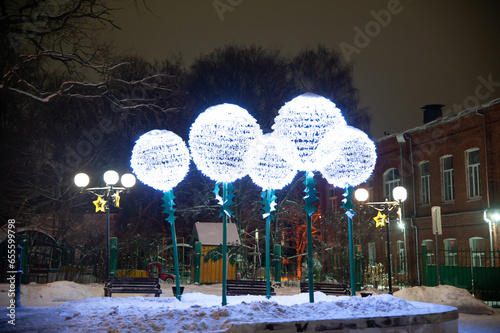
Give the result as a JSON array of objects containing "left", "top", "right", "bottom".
[
  {"left": 192, "top": 222, "right": 241, "bottom": 246},
  {"left": 377, "top": 98, "right": 500, "bottom": 143}
]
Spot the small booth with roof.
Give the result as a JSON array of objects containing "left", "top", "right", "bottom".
[{"left": 192, "top": 222, "right": 240, "bottom": 284}]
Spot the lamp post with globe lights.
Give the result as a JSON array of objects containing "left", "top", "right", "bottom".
[
  {"left": 354, "top": 186, "right": 407, "bottom": 295},
  {"left": 74, "top": 170, "right": 136, "bottom": 280}
]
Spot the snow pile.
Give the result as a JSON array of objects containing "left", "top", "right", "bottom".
[
  {"left": 14, "top": 281, "right": 103, "bottom": 305},
  {"left": 394, "top": 285, "right": 497, "bottom": 315},
  {"left": 35, "top": 292, "right": 452, "bottom": 332}
]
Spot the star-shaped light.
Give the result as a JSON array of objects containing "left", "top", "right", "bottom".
[
  {"left": 374, "top": 211, "right": 387, "bottom": 228},
  {"left": 93, "top": 195, "right": 107, "bottom": 213},
  {"left": 112, "top": 191, "right": 120, "bottom": 208}
]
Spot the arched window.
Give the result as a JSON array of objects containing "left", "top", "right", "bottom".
[
  {"left": 384, "top": 168, "right": 400, "bottom": 201},
  {"left": 469, "top": 237, "right": 485, "bottom": 267},
  {"left": 422, "top": 239, "right": 434, "bottom": 265},
  {"left": 444, "top": 238, "right": 458, "bottom": 266}
]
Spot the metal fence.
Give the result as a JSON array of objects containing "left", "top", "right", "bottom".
[{"left": 422, "top": 245, "right": 500, "bottom": 305}]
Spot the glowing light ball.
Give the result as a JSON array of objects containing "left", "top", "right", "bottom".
[
  {"left": 316, "top": 126, "right": 377, "bottom": 188},
  {"left": 130, "top": 129, "right": 190, "bottom": 192},
  {"left": 271, "top": 93, "right": 347, "bottom": 171},
  {"left": 189, "top": 103, "right": 262, "bottom": 183},
  {"left": 245, "top": 133, "right": 298, "bottom": 190}
]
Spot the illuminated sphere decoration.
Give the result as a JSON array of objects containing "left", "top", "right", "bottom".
[
  {"left": 189, "top": 103, "right": 262, "bottom": 183},
  {"left": 245, "top": 133, "right": 298, "bottom": 190},
  {"left": 130, "top": 129, "right": 190, "bottom": 192},
  {"left": 271, "top": 93, "right": 347, "bottom": 171},
  {"left": 316, "top": 126, "right": 377, "bottom": 188}
]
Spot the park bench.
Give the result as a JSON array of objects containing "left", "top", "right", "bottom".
[
  {"left": 104, "top": 277, "right": 162, "bottom": 297},
  {"left": 300, "top": 282, "right": 350, "bottom": 296},
  {"left": 226, "top": 279, "right": 276, "bottom": 296}
]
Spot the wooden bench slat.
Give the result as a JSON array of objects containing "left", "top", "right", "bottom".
[
  {"left": 105, "top": 277, "right": 162, "bottom": 297},
  {"left": 226, "top": 280, "right": 276, "bottom": 296},
  {"left": 300, "top": 282, "right": 350, "bottom": 296}
]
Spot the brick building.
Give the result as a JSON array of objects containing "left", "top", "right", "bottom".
[{"left": 320, "top": 100, "right": 500, "bottom": 286}]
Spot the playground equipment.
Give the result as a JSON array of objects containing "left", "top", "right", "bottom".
[{"left": 145, "top": 262, "right": 175, "bottom": 283}]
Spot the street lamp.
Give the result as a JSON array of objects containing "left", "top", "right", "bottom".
[
  {"left": 354, "top": 186, "right": 407, "bottom": 294},
  {"left": 74, "top": 171, "right": 136, "bottom": 280}
]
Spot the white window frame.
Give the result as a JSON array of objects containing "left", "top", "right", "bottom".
[
  {"left": 422, "top": 239, "right": 434, "bottom": 265},
  {"left": 469, "top": 237, "right": 485, "bottom": 267},
  {"left": 441, "top": 155, "right": 454, "bottom": 202},
  {"left": 384, "top": 168, "right": 400, "bottom": 201},
  {"left": 466, "top": 148, "right": 481, "bottom": 199},
  {"left": 419, "top": 161, "right": 431, "bottom": 205}
]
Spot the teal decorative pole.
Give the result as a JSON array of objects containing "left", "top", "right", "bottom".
[
  {"left": 341, "top": 186, "right": 356, "bottom": 296},
  {"left": 262, "top": 188, "right": 277, "bottom": 299},
  {"left": 214, "top": 182, "right": 235, "bottom": 306},
  {"left": 163, "top": 190, "right": 182, "bottom": 300},
  {"left": 130, "top": 130, "right": 191, "bottom": 302},
  {"left": 303, "top": 171, "right": 318, "bottom": 303}
]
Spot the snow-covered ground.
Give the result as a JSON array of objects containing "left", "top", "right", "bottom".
[{"left": 0, "top": 281, "right": 498, "bottom": 332}]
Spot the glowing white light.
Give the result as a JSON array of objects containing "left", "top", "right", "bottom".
[
  {"left": 354, "top": 188, "right": 369, "bottom": 202},
  {"left": 245, "top": 133, "right": 298, "bottom": 190},
  {"left": 316, "top": 126, "right": 377, "bottom": 188},
  {"left": 393, "top": 186, "right": 408, "bottom": 202},
  {"left": 74, "top": 173, "right": 90, "bottom": 188},
  {"left": 189, "top": 103, "right": 262, "bottom": 183},
  {"left": 103, "top": 170, "right": 119, "bottom": 185},
  {"left": 121, "top": 173, "right": 136, "bottom": 188},
  {"left": 130, "top": 129, "right": 190, "bottom": 192},
  {"left": 271, "top": 93, "right": 347, "bottom": 171}
]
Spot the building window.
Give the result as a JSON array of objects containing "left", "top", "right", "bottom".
[
  {"left": 469, "top": 237, "right": 485, "bottom": 267},
  {"left": 419, "top": 161, "right": 431, "bottom": 205},
  {"left": 397, "top": 240, "right": 406, "bottom": 273},
  {"left": 384, "top": 168, "right": 400, "bottom": 201},
  {"left": 368, "top": 242, "right": 376, "bottom": 266},
  {"left": 444, "top": 238, "right": 458, "bottom": 266},
  {"left": 422, "top": 239, "right": 434, "bottom": 265},
  {"left": 441, "top": 155, "right": 454, "bottom": 202},
  {"left": 467, "top": 148, "right": 481, "bottom": 199}
]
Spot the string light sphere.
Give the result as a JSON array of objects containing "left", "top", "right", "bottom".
[
  {"left": 271, "top": 93, "right": 347, "bottom": 171},
  {"left": 316, "top": 126, "right": 377, "bottom": 188},
  {"left": 245, "top": 133, "right": 298, "bottom": 190},
  {"left": 189, "top": 103, "right": 262, "bottom": 183},
  {"left": 130, "top": 129, "right": 190, "bottom": 192}
]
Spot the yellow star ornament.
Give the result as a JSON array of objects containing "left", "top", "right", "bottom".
[
  {"left": 112, "top": 191, "right": 120, "bottom": 208},
  {"left": 373, "top": 211, "right": 387, "bottom": 228},
  {"left": 93, "top": 195, "right": 107, "bottom": 213}
]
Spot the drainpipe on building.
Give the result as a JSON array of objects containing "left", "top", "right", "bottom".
[
  {"left": 396, "top": 134, "right": 410, "bottom": 284},
  {"left": 406, "top": 134, "right": 421, "bottom": 285},
  {"left": 476, "top": 110, "right": 493, "bottom": 264}
]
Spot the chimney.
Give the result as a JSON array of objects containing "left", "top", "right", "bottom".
[{"left": 422, "top": 104, "right": 444, "bottom": 124}]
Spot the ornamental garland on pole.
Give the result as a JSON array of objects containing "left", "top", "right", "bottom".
[
  {"left": 188, "top": 103, "right": 262, "bottom": 306},
  {"left": 271, "top": 93, "right": 347, "bottom": 303},
  {"left": 244, "top": 133, "right": 299, "bottom": 299},
  {"left": 130, "top": 129, "right": 190, "bottom": 301},
  {"left": 315, "top": 125, "right": 377, "bottom": 298}
]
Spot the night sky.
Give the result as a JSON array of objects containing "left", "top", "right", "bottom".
[{"left": 104, "top": 0, "right": 500, "bottom": 138}]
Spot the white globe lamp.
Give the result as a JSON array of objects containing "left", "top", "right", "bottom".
[
  {"left": 121, "top": 173, "right": 136, "bottom": 188},
  {"left": 393, "top": 186, "right": 408, "bottom": 202},
  {"left": 74, "top": 173, "right": 90, "bottom": 188}
]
